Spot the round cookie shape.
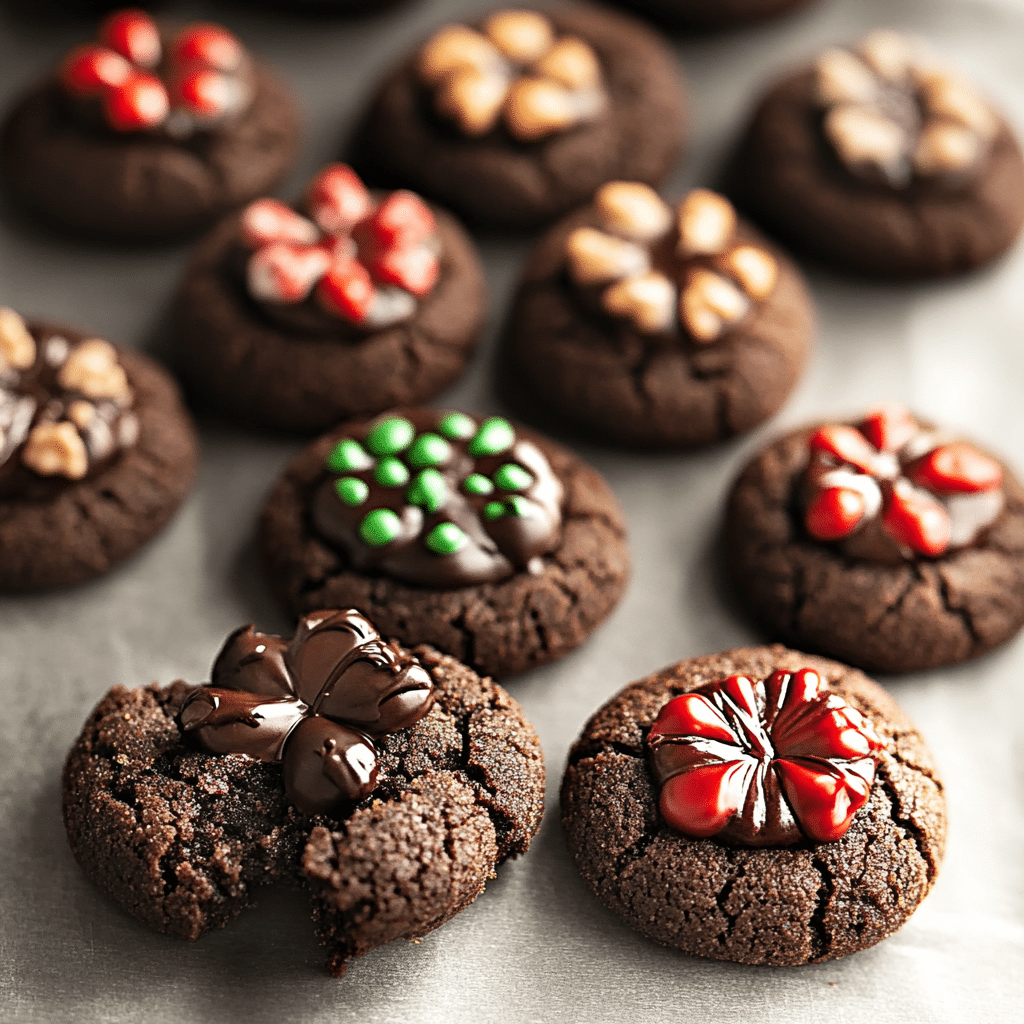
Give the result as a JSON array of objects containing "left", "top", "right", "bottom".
[
  {"left": 0, "top": 310, "right": 198, "bottom": 591},
  {"left": 63, "top": 613, "right": 545, "bottom": 977},
  {"left": 725, "top": 407, "right": 1024, "bottom": 673},
  {"left": 726, "top": 30, "right": 1024, "bottom": 278},
  {"left": 350, "top": 3, "right": 688, "bottom": 230},
  {"left": 260, "top": 409, "right": 630, "bottom": 678},
  {"left": 561, "top": 644, "right": 946, "bottom": 965},
  {"left": 1, "top": 9, "right": 301, "bottom": 241},
  {"left": 504, "top": 184, "right": 814, "bottom": 448},
  {"left": 173, "top": 165, "right": 487, "bottom": 433},
  {"left": 609, "top": 0, "right": 817, "bottom": 31}
]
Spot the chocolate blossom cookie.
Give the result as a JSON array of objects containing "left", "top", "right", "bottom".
[
  {"left": 725, "top": 405, "right": 1024, "bottom": 673},
  {"left": 261, "top": 408, "right": 630, "bottom": 678},
  {"left": 351, "top": 4, "right": 687, "bottom": 229},
  {"left": 174, "top": 164, "right": 486, "bottom": 433},
  {"left": 0, "top": 308, "right": 198, "bottom": 591},
  {"left": 1, "top": 9, "right": 300, "bottom": 241},
  {"left": 504, "top": 183, "right": 813, "bottom": 448},
  {"left": 727, "top": 30, "right": 1024, "bottom": 277},
  {"left": 63, "top": 610, "right": 545, "bottom": 976},
  {"left": 561, "top": 644, "right": 945, "bottom": 964}
]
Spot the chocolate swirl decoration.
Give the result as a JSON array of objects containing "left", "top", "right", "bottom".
[
  {"left": 312, "top": 410, "right": 564, "bottom": 588},
  {"left": 0, "top": 310, "right": 138, "bottom": 500},
  {"left": 801, "top": 405, "right": 1004, "bottom": 563},
  {"left": 179, "top": 610, "right": 435, "bottom": 816},
  {"left": 648, "top": 668, "right": 883, "bottom": 846}
]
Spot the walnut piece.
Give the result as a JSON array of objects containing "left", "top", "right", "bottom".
[
  {"left": 21, "top": 421, "right": 88, "bottom": 480},
  {"left": 483, "top": 10, "right": 554, "bottom": 63},
  {"left": 824, "top": 105, "right": 905, "bottom": 179},
  {"left": 57, "top": 338, "right": 131, "bottom": 403},
  {"left": 535, "top": 37, "right": 600, "bottom": 91},
  {"left": 677, "top": 189, "right": 737, "bottom": 257},
  {"left": 603, "top": 272, "right": 676, "bottom": 334},
  {"left": 66, "top": 400, "right": 96, "bottom": 429},
  {"left": 566, "top": 227, "right": 649, "bottom": 284},
  {"left": 504, "top": 77, "right": 576, "bottom": 141},
  {"left": 594, "top": 181, "right": 672, "bottom": 242},
  {"left": 815, "top": 48, "right": 879, "bottom": 106},
  {"left": 417, "top": 26, "right": 501, "bottom": 85},
  {"left": 437, "top": 67, "right": 508, "bottom": 136},
  {"left": 726, "top": 245, "right": 778, "bottom": 300},
  {"left": 0, "top": 307, "right": 36, "bottom": 372},
  {"left": 914, "top": 122, "right": 981, "bottom": 175},
  {"left": 680, "top": 269, "right": 749, "bottom": 343}
]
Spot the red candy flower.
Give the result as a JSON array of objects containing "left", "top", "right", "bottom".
[
  {"left": 240, "top": 165, "right": 440, "bottom": 329},
  {"left": 648, "top": 668, "right": 883, "bottom": 846},
  {"left": 59, "top": 8, "right": 251, "bottom": 135},
  {"left": 803, "top": 405, "right": 1003, "bottom": 558}
]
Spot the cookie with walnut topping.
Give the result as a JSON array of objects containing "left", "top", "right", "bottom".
[
  {"left": 561, "top": 644, "right": 946, "bottom": 965},
  {"left": 503, "top": 183, "right": 814, "bottom": 448},
  {"left": 260, "top": 408, "right": 630, "bottom": 678},
  {"left": 726, "top": 30, "right": 1024, "bottom": 278},
  {"left": 173, "top": 163, "right": 486, "bottom": 433},
  {"left": 724, "top": 406, "right": 1024, "bottom": 673},
  {"left": 1, "top": 9, "right": 300, "bottom": 241},
  {"left": 350, "top": 4, "right": 687, "bottom": 229},
  {"left": 63, "top": 610, "right": 545, "bottom": 977},
  {"left": 0, "top": 310, "right": 198, "bottom": 591}
]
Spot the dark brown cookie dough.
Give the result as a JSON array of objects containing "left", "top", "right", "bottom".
[
  {"left": 727, "top": 48, "right": 1024, "bottom": 278},
  {"left": 611, "top": 0, "right": 816, "bottom": 31},
  {"left": 2, "top": 40, "right": 300, "bottom": 242},
  {"left": 724, "top": 419, "right": 1024, "bottom": 673},
  {"left": 561, "top": 644, "right": 946, "bottom": 965},
  {"left": 503, "top": 187, "right": 814, "bottom": 449},
  {"left": 0, "top": 319, "right": 198, "bottom": 592},
  {"left": 172, "top": 200, "right": 486, "bottom": 434},
  {"left": 260, "top": 411, "right": 630, "bottom": 678},
  {"left": 351, "top": 3, "right": 687, "bottom": 230},
  {"left": 63, "top": 640, "right": 545, "bottom": 976}
]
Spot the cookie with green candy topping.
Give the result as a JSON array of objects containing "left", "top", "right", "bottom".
[{"left": 260, "top": 408, "right": 630, "bottom": 678}]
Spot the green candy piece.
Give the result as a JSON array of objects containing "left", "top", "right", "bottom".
[
  {"left": 484, "top": 500, "right": 506, "bottom": 520},
  {"left": 375, "top": 458, "right": 410, "bottom": 488},
  {"left": 326, "top": 439, "right": 373, "bottom": 473},
  {"left": 463, "top": 473, "right": 494, "bottom": 496},
  {"left": 407, "top": 432, "right": 453, "bottom": 468},
  {"left": 468, "top": 417, "right": 515, "bottom": 457},
  {"left": 366, "top": 417, "right": 415, "bottom": 457},
  {"left": 507, "top": 495, "right": 529, "bottom": 517},
  {"left": 407, "top": 469, "right": 446, "bottom": 513},
  {"left": 335, "top": 476, "right": 369, "bottom": 506},
  {"left": 494, "top": 463, "right": 532, "bottom": 492},
  {"left": 484, "top": 496, "right": 529, "bottom": 520},
  {"left": 426, "top": 522, "right": 468, "bottom": 555},
  {"left": 359, "top": 508, "right": 402, "bottom": 547},
  {"left": 437, "top": 411, "right": 476, "bottom": 441}
]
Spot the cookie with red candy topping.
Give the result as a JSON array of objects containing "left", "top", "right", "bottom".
[
  {"left": 350, "top": 3, "right": 687, "bottom": 229},
  {"left": 725, "top": 406, "right": 1024, "bottom": 673},
  {"left": 173, "top": 164, "right": 486, "bottom": 433},
  {"left": 0, "top": 309, "right": 198, "bottom": 591},
  {"left": 726, "top": 30, "right": 1024, "bottom": 278},
  {"left": 502, "top": 183, "right": 814, "bottom": 448},
  {"left": 561, "top": 644, "right": 945, "bottom": 965},
  {"left": 1, "top": 8, "right": 300, "bottom": 241}
]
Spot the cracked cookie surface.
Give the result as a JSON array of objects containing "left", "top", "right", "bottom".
[
  {"left": 560, "top": 644, "right": 945, "bottom": 965},
  {"left": 259, "top": 415, "right": 630, "bottom": 678},
  {"left": 63, "top": 645, "right": 544, "bottom": 976},
  {"left": 502, "top": 204, "right": 813, "bottom": 449},
  {"left": 725, "top": 425, "right": 1024, "bottom": 673}
]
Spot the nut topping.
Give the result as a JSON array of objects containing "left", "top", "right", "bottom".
[
  {"left": 913, "top": 122, "right": 981, "bottom": 176},
  {"left": 677, "top": 189, "right": 738, "bottom": 257},
  {"left": 603, "top": 273, "right": 676, "bottom": 334},
  {"left": 418, "top": 10, "right": 606, "bottom": 143},
  {"left": 565, "top": 227, "right": 649, "bottom": 284},
  {"left": 726, "top": 245, "right": 778, "bottom": 299},
  {"left": 21, "top": 421, "right": 89, "bottom": 479},
  {"left": 57, "top": 338, "right": 131, "bottom": 402},
  {"left": 815, "top": 48, "right": 879, "bottom": 106},
  {"left": 680, "top": 270, "right": 749, "bottom": 342},
  {"left": 0, "top": 308, "right": 36, "bottom": 372},
  {"left": 594, "top": 182, "right": 672, "bottom": 241},
  {"left": 824, "top": 106, "right": 906, "bottom": 179}
]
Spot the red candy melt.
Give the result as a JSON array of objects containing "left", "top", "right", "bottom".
[
  {"left": 318, "top": 261, "right": 375, "bottom": 322},
  {"left": 367, "top": 246, "right": 440, "bottom": 297},
  {"left": 363, "top": 191, "right": 437, "bottom": 249},
  {"left": 62, "top": 46, "right": 131, "bottom": 95},
  {"left": 173, "top": 25, "right": 243, "bottom": 72},
  {"left": 805, "top": 486, "right": 867, "bottom": 541},
  {"left": 809, "top": 425, "right": 882, "bottom": 475},
  {"left": 100, "top": 9, "right": 161, "bottom": 67},
  {"left": 859, "top": 405, "right": 917, "bottom": 452},
  {"left": 882, "top": 487, "right": 950, "bottom": 556},
  {"left": 908, "top": 442, "right": 1003, "bottom": 494},
  {"left": 103, "top": 71, "right": 169, "bottom": 131},
  {"left": 248, "top": 243, "right": 331, "bottom": 304},
  {"left": 307, "top": 166, "right": 372, "bottom": 234}
]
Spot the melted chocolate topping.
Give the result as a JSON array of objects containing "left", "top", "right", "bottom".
[
  {"left": 180, "top": 610, "right": 435, "bottom": 816},
  {"left": 312, "top": 410, "right": 564, "bottom": 588}
]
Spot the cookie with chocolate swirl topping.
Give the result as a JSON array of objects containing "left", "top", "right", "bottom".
[
  {"left": 63, "top": 612, "right": 545, "bottom": 977},
  {"left": 0, "top": 310, "right": 198, "bottom": 591},
  {"left": 260, "top": 409, "right": 630, "bottom": 678}
]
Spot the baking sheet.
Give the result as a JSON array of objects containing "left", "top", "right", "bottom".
[{"left": 1, "top": 0, "right": 1022, "bottom": 1021}]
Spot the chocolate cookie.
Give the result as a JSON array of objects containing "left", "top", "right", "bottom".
[
  {"left": 351, "top": 4, "right": 687, "bottom": 229},
  {"left": 173, "top": 164, "right": 487, "bottom": 433},
  {"left": 0, "top": 309, "right": 198, "bottom": 591},
  {"left": 503, "top": 183, "right": 814, "bottom": 448},
  {"left": 726, "top": 30, "right": 1024, "bottom": 278},
  {"left": 561, "top": 644, "right": 946, "bottom": 964},
  {"left": 63, "top": 610, "right": 545, "bottom": 976},
  {"left": 610, "top": 0, "right": 816, "bottom": 31},
  {"left": 260, "top": 409, "right": 630, "bottom": 678},
  {"left": 1, "top": 10, "right": 300, "bottom": 242},
  {"left": 724, "top": 406, "right": 1024, "bottom": 673}
]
